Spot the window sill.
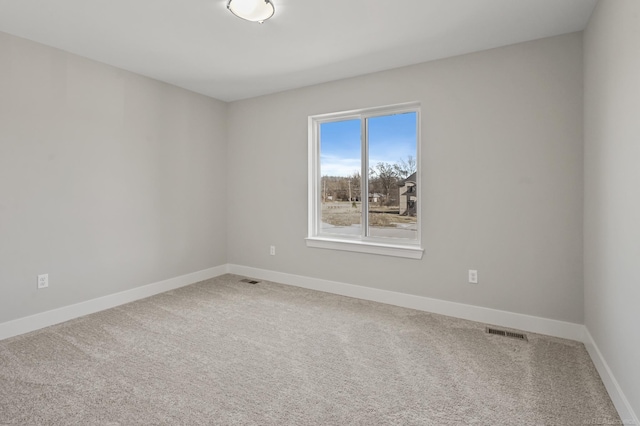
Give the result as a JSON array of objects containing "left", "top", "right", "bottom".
[{"left": 305, "top": 237, "right": 423, "bottom": 260}]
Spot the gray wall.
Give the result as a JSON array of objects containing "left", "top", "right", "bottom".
[
  {"left": 0, "top": 32, "right": 228, "bottom": 324},
  {"left": 584, "top": 0, "right": 640, "bottom": 418},
  {"left": 228, "top": 33, "right": 584, "bottom": 324},
  {"left": 0, "top": 30, "right": 588, "bottom": 330}
]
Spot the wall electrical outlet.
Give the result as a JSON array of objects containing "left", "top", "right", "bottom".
[
  {"left": 468, "top": 270, "right": 478, "bottom": 284},
  {"left": 270, "top": 245, "right": 276, "bottom": 256},
  {"left": 37, "top": 274, "right": 49, "bottom": 289}
]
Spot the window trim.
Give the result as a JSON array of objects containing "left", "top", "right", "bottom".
[{"left": 306, "top": 102, "right": 423, "bottom": 260}]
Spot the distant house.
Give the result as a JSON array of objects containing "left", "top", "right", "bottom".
[
  {"left": 368, "top": 193, "right": 383, "bottom": 203},
  {"left": 397, "top": 172, "right": 417, "bottom": 216}
]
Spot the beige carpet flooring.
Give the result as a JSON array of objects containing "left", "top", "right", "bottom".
[{"left": 0, "top": 274, "right": 620, "bottom": 425}]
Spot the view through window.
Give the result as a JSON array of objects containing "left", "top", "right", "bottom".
[{"left": 315, "top": 105, "right": 419, "bottom": 243}]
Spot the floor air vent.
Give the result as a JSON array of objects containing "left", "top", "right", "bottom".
[
  {"left": 485, "top": 327, "right": 528, "bottom": 341},
  {"left": 240, "top": 278, "right": 260, "bottom": 285}
]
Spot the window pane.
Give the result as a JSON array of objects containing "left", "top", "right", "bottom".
[
  {"left": 367, "top": 112, "right": 418, "bottom": 240},
  {"left": 319, "top": 119, "right": 362, "bottom": 236}
]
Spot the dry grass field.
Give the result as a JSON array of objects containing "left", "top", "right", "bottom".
[{"left": 322, "top": 202, "right": 416, "bottom": 228}]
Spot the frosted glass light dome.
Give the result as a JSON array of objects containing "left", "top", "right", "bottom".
[{"left": 227, "top": 0, "right": 275, "bottom": 23}]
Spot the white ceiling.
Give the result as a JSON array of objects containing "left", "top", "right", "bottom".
[{"left": 0, "top": 0, "right": 597, "bottom": 102}]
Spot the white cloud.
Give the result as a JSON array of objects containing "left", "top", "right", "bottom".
[{"left": 321, "top": 155, "right": 360, "bottom": 177}]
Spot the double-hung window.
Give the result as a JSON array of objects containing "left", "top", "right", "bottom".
[{"left": 307, "top": 102, "right": 423, "bottom": 259}]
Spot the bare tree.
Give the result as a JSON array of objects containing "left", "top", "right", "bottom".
[
  {"left": 349, "top": 172, "right": 361, "bottom": 201},
  {"left": 393, "top": 155, "right": 417, "bottom": 179},
  {"left": 322, "top": 174, "right": 362, "bottom": 202},
  {"left": 369, "top": 162, "right": 399, "bottom": 204}
]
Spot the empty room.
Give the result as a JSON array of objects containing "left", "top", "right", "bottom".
[{"left": 1, "top": 0, "right": 638, "bottom": 424}]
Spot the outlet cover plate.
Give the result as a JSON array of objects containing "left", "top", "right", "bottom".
[{"left": 37, "top": 274, "right": 49, "bottom": 289}]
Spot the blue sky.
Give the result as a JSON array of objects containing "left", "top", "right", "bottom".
[{"left": 320, "top": 112, "right": 416, "bottom": 177}]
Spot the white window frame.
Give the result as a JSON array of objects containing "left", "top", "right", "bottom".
[{"left": 306, "top": 102, "right": 423, "bottom": 260}]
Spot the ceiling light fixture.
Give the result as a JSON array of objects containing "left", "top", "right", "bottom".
[{"left": 227, "top": 0, "right": 275, "bottom": 24}]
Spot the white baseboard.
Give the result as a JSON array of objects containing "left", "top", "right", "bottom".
[
  {"left": 227, "top": 264, "right": 585, "bottom": 341},
  {"left": 0, "top": 265, "right": 228, "bottom": 341},
  {"left": 1, "top": 263, "right": 583, "bottom": 342},
  {"left": 584, "top": 329, "right": 639, "bottom": 425}
]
